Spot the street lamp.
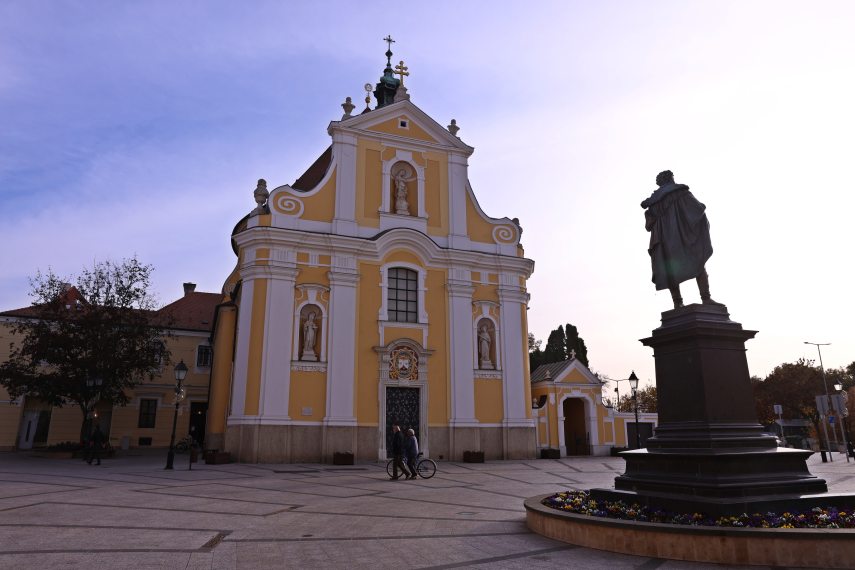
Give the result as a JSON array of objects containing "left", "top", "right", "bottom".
[
  {"left": 165, "top": 360, "right": 188, "bottom": 470},
  {"left": 628, "top": 370, "right": 641, "bottom": 449},
  {"left": 805, "top": 341, "right": 835, "bottom": 455},
  {"left": 84, "top": 376, "right": 103, "bottom": 439}
]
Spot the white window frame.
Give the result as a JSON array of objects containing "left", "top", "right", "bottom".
[{"left": 378, "top": 262, "right": 428, "bottom": 325}]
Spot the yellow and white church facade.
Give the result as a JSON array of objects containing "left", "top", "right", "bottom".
[{"left": 205, "top": 53, "right": 536, "bottom": 463}]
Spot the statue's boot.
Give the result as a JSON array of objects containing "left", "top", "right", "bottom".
[
  {"left": 669, "top": 285, "right": 684, "bottom": 309},
  {"left": 696, "top": 269, "right": 720, "bottom": 305}
]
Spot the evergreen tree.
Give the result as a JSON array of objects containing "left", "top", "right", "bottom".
[
  {"left": 528, "top": 333, "right": 544, "bottom": 372},
  {"left": 543, "top": 325, "right": 566, "bottom": 364},
  {"left": 565, "top": 323, "right": 589, "bottom": 367}
]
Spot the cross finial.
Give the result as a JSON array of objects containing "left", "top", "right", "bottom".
[
  {"left": 383, "top": 35, "right": 395, "bottom": 66},
  {"left": 394, "top": 60, "right": 409, "bottom": 86}
]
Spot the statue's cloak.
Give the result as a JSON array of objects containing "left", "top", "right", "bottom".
[{"left": 643, "top": 183, "right": 713, "bottom": 290}]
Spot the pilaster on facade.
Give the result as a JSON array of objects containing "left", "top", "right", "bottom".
[
  {"left": 229, "top": 270, "right": 257, "bottom": 417},
  {"left": 325, "top": 264, "right": 360, "bottom": 426},
  {"left": 446, "top": 272, "right": 477, "bottom": 425},
  {"left": 258, "top": 270, "right": 298, "bottom": 420},
  {"left": 332, "top": 130, "right": 358, "bottom": 237},
  {"left": 447, "top": 153, "right": 469, "bottom": 239},
  {"left": 497, "top": 283, "right": 531, "bottom": 425}
]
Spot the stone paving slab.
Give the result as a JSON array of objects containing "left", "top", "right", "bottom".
[{"left": 0, "top": 451, "right": 851, "bottom": 569}]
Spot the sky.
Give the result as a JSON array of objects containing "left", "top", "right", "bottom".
[{"left": 1, "top": 1, "right": 854, "bottom": 389}]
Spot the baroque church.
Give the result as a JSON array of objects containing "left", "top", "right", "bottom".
[{"left": 205, "top": 46, "right": 536, "bottom": 462}]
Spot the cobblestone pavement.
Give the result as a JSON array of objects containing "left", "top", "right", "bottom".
[{"left": 1, "top": 450, "right": 852, "bottom": 569}]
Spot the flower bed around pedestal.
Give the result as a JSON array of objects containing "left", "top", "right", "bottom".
[{"left": 543, "top": 491, "right": 855, "bottom": 529}]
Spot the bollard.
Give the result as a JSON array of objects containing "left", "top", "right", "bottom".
[{"left": 820, "top": 450, "right": 828, "bottom": 463}]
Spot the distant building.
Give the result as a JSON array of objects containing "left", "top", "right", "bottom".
[
  {"left": 205, "top": 48, "right": 535, "bottom": 462},
  {"left": 0, "top": 283, "right": 220, "bottom": 451},
  {"left": 531, "top": 359, "right": 658, "bottom": 456}
]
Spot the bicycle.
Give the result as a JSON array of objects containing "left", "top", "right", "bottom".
[
  {"left": 174, "top": 435, "right": 195, "bottom": 454},
  {"left": 386, "top": 452, "right": 436, "bottom": 479}
]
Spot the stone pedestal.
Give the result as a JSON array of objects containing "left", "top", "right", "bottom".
[{"left": 593, "top": 304, "right": 828, "bottom": 516}]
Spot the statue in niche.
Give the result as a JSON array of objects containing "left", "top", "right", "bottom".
[
  {"left": 478, "top": 324, "right": 493, "bottom": 369},
  {"left": 394, "top": 167, "right": 410, "bottom": 215},
  {"left": 641, "top": 170, "right": 719, "bottom": 309},
  {"left": 301, "top": 310, "right": 318, "bottom": 361}
]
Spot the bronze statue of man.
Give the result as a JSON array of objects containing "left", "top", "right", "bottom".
[{"left": 641, "top": 170, "right": 717, "bottom": 309}]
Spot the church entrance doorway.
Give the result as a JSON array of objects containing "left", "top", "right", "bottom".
[
  {"left": 562, "top": 398, "right": 589, "bottom": 456},
  {"left": 190, "top": 402, "right": 208, "bottom": 446},
  {"left": 17, "top": 411, "right": 40, "bottom": 449},
  {"left": 385, "top": 386, "right": 420, "bottom": 458}
]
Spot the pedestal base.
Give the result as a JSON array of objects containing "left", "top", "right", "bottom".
[
  {"left": 606, "top": 304, "right": 832, "bottom": 515},
  {"left": 615, "top": 447, "right": 827, "bottom": 498}
]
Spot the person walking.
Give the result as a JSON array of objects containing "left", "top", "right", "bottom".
[
  {"left": 87, "top": 423, "right": 104, "bottom": 466},
  {"left": 404, "top": 428, "right": 419, "bottom": 479},
  {"left": 389, "top": 423, "right": 411, "bottom": 480}
]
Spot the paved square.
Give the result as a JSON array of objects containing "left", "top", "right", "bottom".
[{"left": 1, "top": 451, "right": 851, "bottom": 569}]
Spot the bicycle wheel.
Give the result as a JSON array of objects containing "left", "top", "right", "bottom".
[
  {"left": 417, "top": 458, "right": 436, "bottom": 479},
  {"left": 386, "top": 459, "right": 394, "bottom": 478}
]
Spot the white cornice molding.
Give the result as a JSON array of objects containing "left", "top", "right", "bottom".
[
  {"left": 234, "top": 226, "right": 534, "bottom": 278},
  {"left": 240, "top": 265, "right": 299, "bottom": 282},
  {"left": 327, "top": 271, "right": 360, "bottom": 286},
  {"left": 497, "top": 288, "right": 529, "bottom": 304}
]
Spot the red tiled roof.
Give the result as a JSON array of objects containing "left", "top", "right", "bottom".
[
  {"left": 156, "top": 292, "right": 222, "bottom": 332},
  {"left": 1, "top": 289, "right": 222, "bottom": 333},
  {"left": 0, "top": 286, "right": 87, "bottom": 318}
]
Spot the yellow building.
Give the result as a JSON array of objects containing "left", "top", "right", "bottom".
[
  {"left": 206, "top": 51, "right": 536, "bottom": 463},
  {"left": 0, "top": 283, "right": 220, "bottom": 451},
  {"left": 531, "top": 359, "right": 658, "bottom": 456}
]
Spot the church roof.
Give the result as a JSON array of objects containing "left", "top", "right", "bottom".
[
  {"left": 531, "top": 361, "right": 574, "bottom": 383},
  {"left": 291, "top": 146, "right": 332, "bottom": 191},
  {"left": 531, "top": 358, "right": 601, "bottom": 385}
]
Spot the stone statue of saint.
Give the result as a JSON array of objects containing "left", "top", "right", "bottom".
[
  {"left": 641, "top": 170, "right": 718, "bottom": 309},
  {"left": 394, "top": 169, "right": 410, "bottom": 215},
  {"left": 302, "top": 311, "right": 318, "bottom": 361},
  {"left": 478, "top": 325, "right": 493, "bottom": 369}
]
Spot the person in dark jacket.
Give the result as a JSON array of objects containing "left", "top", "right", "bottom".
[
  {"left": 87, "top": 424, "right": 105, "bottom": 466},
  {"left": 389, "top": 423, "right": 411, "bottom": 480},
  {"left": 404, "top": 428, "right": 419, "bottom": 479}
]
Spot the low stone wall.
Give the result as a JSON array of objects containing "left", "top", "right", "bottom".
[{"left": 525, "top": 494, "right": 855, "bottom": 568}]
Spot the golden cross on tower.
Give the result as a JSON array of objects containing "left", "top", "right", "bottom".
[{"left": 394, "top": 60, "right": 409, "bottom": 86}]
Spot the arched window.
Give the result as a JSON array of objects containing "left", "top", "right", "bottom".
[{"left": 387, "top": 267, "right": 418, "bottom": 323}]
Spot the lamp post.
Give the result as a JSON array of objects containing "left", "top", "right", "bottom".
[
  {"left": 84, "top": 376, "right": 103, "bottom": 440},
  {"left": 628, "top": 371, "right": 641, "bottom": 449},
  {"left": 165, "top": 360, "right": 188, "bottom": 470},
  {"left": 805, "top": 341, "right": 834, "bottom": 455}
]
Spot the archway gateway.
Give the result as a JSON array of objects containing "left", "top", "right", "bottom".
[{"left": 562, "top": 398, "right": 588, "bottom": 456}]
